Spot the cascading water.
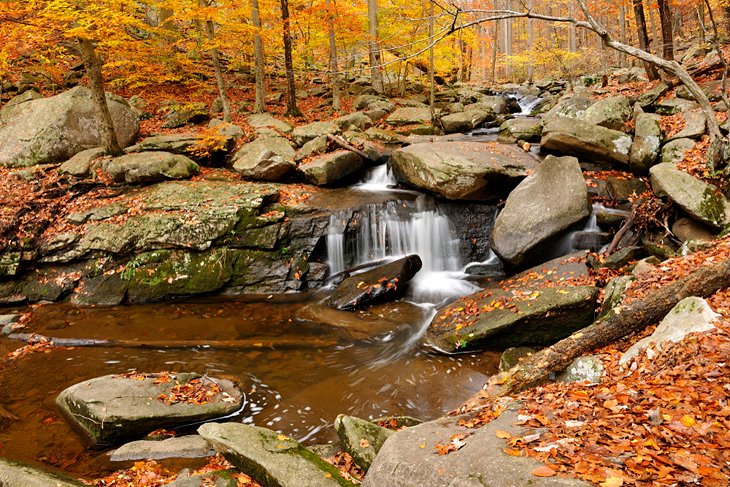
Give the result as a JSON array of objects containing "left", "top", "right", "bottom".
[
  {"left": 356, "top": 164, "right": 397, "bottom": 191},
  {"left": 517, "top": 95, "right": 544, "bottom": 116},
  {"left": 326, "top": 194, "right": 479, "bottom": 304}
]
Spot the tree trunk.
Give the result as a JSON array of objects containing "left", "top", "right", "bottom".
[
  {"left": 619, "top": 5, "right": 627, "bottom": 67},
  {"left": 200, "top": 0, "right": 231, "bottom": 122},
  {"left": 326, "top": 0, "right": 341, "bottom": 111},
  {"left": 657, "top": 0, "right": 674, "bottom": 60},
  {"left": 527, "top": 0, "right": 534, "bottom": 82},
  {"left": 280, "top": 0, "right": 301, "bottom": 117},
  {"left": 428, "top": 0, "right": 435, "bottom": 112},
  {"left": 367, "top": 0, "right": 383, "bottom": 92},
  {"left": 633, "top": 0, "right": 660, "bottom": 80},
  {"left": 250, "top": 0, "right": 266, "bottom": 113},
  {"left": 649, "top": 4, "right": 659, "bottom": 55},
  {"left": 77, "top": 38, "right": 122, "bottom": 156},
  {"left": 485, "top": 256, "right": 730, "bottom": 398},
  {"left": 491, "top": 17, "right": 499, "bottom": 83},
  {"left": 725, "top": 6, "right": 730, "bottom": 37}
]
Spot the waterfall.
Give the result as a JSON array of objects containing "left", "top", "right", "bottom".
[
  {"left": 357, "top": 164, "right": 397, "bottom": 191},
  {"left": 326, "top": 196, "right": 478, "bottom": 303},
  {"left": 517, "top": 95, "right": 544, "bottom": 116}
]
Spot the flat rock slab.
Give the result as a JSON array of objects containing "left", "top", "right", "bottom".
[
  {"left": 541, "top": 117, "right": 632, "bottom": 166},
  {"left": 57, "top": 372, "right": 244, "bottom": 447},
  {"left": 390, "top": 141, "right": 538, "bottom": 201},
  {"left": 109, "top": 434, "right": 215, "bottom": 462},
  {"left": 198, "top": 422, "right": 355, "bottom": 487},
  {"left": 0, "top": 457, "right": 84, "bottom": 486},
  {"left": 363, "top": 405, "right": 590, "bottom": 487},
  {"left": 328, "top": 255, "right": 422, "bottom": 310}
]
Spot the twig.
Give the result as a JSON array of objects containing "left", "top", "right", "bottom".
[{"left": 326, "top": 134, "right": 372, "bottom": 160}]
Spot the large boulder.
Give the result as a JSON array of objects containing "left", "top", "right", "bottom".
[
  {"left": 660, "top": 138, "right": 695, "bottom": 165},
  {"left": 104, "top": 151, "right": 200, "bottom": 183},
  {"left": 0, "top": 86, "right": 139, "bottom": 167},
  {"left": 334, "top": 415, "right": 394, "bottom": 471},
  {"left": 390, "top": 141, "right": 538, "bottom": 201},
  {"left": 541, "top": 117, "right": 632, "bottom": 165},
  {"left": 291, "top": 121, "right": 339, "bottom": 147},
  {"left": 636, "top": 82, "right": 669, "bottom": 109},
  {"left": 620, "top": 297, "right": 719, "bottom": 364},
  {"left": 385, "top": 106, "right": 432, "bottom": 126},
  {"left": 650, "top": 163, "right": 729, "bottom": 229},
  {"left": 125, "top": 133, "right": 235, "bottom": 162},
  {"left": 666, "top": 109, "right": 706, "bottom": 141},
  {"left": 629, "top": 113, "right": 662, "bottom": 174},
  {"left": 56, "top": 372, "right": 244, "bottom": 447},
  {"left": 491, "top": 155, "right": 590, "bottom": 267},
  {"left": 247, "top": 113, "right": 294, "bottom": 134},
  {"left": 580, "top": 95, "right": 631, "bottom": 131},
  {"left": 328, "top": 255, "right": 422, "bottom": 310},
  {"left": 198, "top": 423, "right": 354, "bottom": 487},
  {"left": 497, "top": 118, "right": 543, "bottom": 143},
  {"left": 162, "top": 102, "right": 209, "bottom": 128},
  {"left": 542, "top": 95, "right": 593, "bottom": 119},
  {"left": 0, "top": 458, "right": 84, "bottom": 487},
  {"left": 232, "top": 136, "right": 296, "bottom": 181},
  {"left": 298, "top": 150, "right": 365, "bottom": 186},
  {"left": 363, "top": 404, "right": 590, "bottom": 487},
  {"left": 440, "top": 109, "right": 493, "bottom": 133}
]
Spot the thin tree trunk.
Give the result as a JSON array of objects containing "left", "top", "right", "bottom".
[
  {"left": 649, "top": 4, "right": 659, "bottom": 55},
  {"left": 200, "top": 0, "right": 231, "bottom": 122},
  {"left": 484, "top": 256, "right": 730, "bottom": 398},
  {"left": 77, "top": 38, "right": 122, "bottom": 156},
  {"left": 657, "top": 0, "right": 674, "bottom": 60},
  {"left": 633, "top": 0, "right": 660, "bottom": 80},
  {"left": 491, "top": 13, "right": 499, "bottom": 83},
  {"left": 367, "top": 0, "right": 383, "bottom": 92},
  {"left": 326, "top": 0, "right": 341, "bottom": 111},
  {"left": 619, "top": 6, "right": 627, "bottom": 67},
  {"left": 280, "top": 0, "right": 301, "bottom": 116},
  {"left": 527, "top": 0, "right": 534, "bottom": 82},
  {"left": 250, "top": 0, "right": 266, "bottom": 113},
  {"left": 428, "top": 0, "right": 435, "bottom": 113}
]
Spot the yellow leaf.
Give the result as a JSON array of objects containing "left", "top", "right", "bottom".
[
  {"left": 418, "top": 443, "right": 426, "bottom": 449},
  {"left": 680, "top": 415, "right": 696, "bottom": 427},
  {"left": 495, "top": 430, "right": 511, "bottom": 439},
  {"left": 600, "top": 476, "right": 624, "bottom": 487},
  {"left": 324, "top": 473, "right": 332, "bottom": 478},
  {"left": 643, "top": 438, "right": 659, "bottom": 449},
  {"left": 277, "top": 434, "right": 288, "bottom": 441},
  {"left": 662, "top": 414, "right": 671, "bottom": 421},
  {"left": 360, "top": 438, "right": 370, "bottom": 448}
]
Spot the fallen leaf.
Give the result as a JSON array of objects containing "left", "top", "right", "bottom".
[{"left": 531, "top": 465, "right": 557, "bottom": 477}]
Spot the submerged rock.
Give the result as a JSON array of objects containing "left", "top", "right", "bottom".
[
  {"left": 363, "top": 403, "right": 590, "bottom": 487},
  {"left": 334, "top": 415, "right": 393, "bottom": 471},
  {"left": 620, "top": 297, "right": 720, "bottom": 365},
  {"left": 0, "top": 458, "right": 84, "bottom": 487},
  {"left": 541, "top": 117, "right": 632, "bottom": 166},
  {"left": 0, "top": 86, "right": 139, "bottom": 167},
  {"left": 198, "top": 422, "right": 354, "bottom": 487},
  {"left": 390, "top": 141, "right": 537, "bottom": 201},
  {"left": 650, "top": 163, "right": 729, "bottom": 229},
  {"left": 56, "top": 372, "right": 243, "bottom": 447},
  {"left": 491, "top": 155, "right": 590, "bottom": 267},
  {"left": 328, "top": 255, "right": 422, "bottom": 310}
]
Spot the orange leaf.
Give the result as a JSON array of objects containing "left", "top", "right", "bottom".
[
  {"left": 495, "top": 430, "right": 511, "bottom": 439},
  {"left": 531, "top": 465, "right": 557, "bottom": 477}
]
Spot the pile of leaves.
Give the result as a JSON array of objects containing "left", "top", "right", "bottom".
[
  {"left": 157, "top": 377, "right": 222, "bottom": 406},
  {"left": 324, "top": 451, "right": 364, "bottom": 484}
]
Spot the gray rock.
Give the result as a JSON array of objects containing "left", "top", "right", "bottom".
[
  {"left": 0, "top": 457, "right": 84, "bottom": 487},
  {"left": 334, "top": 112, "right": 373, "bottom": 131},
  {"left": 292, "top": 121, "right": 340, "bottom": 147},
  {"left": 364, "top": 404, "right": 590, "bottom": 487},
  {"left": 298, "top": 150, "right": 364, "bottom": 185},
  {"left": 650, "top": 163, "right": 729, "bottom": 228},
  {"left": 636, "top": 82, "right": 669, "bottom": 109},
  {"left": 598, "top": 275, "right": 634, "bottom": 318},
  {"left": 334, "top": 415, "right": 393, "bottom": 471},
  {"left": 630, "top": 113, "right": 662, "bottom": 174},
  {"left": 667, "top": 109, "right": 706, "bottom": 141},
  {"left": 385, "top": 106, "right": 432, "bottom": 126},
  {"left": 104, "top": 151, "right": 200, "bottom": 183},
  {"left": 247, "top": 113, "right": 294, "bottom": 134},
  {"left": 542, "top": 95, "right": 593, "bottom": 119},
  {"left": 580, "top": 95, "right": 631, "bottom": 131},
  {"left": 364, "top": 127, "right": 404, "bottom": 144},
  {"left": 541, "top": 117, "right": 632, "bottom": 165},
  {"left": 655, "top": 97, "right": 698, "bottom": 115},
  {"left": 208, "top": 120, "right": 245, "bottom": 140},
  {"left": 0, "top": 86, "right": 139, "bottom": 167},
  {"left": 499, "top": 347, "right": 537, "bottom": 372},
  {"left": 59, "top": 147, "right": 106, "bottom": 178},
  {"left": 391, "top": 141, "right": 538, "bottom": 201},
  {"left": 198, "top": 422, "right": 354, "bottom": 487},
  {"left": 163, "top": 102, "right": 209, "bottom": 128},
  {"left": 57, "top": 372, "right": 244, "bottom": 447},
  {"left": 328, "top": 255, "right": 422, "bottom": 310},
  {"left": 126, "top": 133, "right": 235, "bottom": 161},
  {"left": 110, "top": 435, "right": 215, "bottom": 462},
  {"left": 167, "top": 471, "right": 237, "bottom": 487},
  {"left": 620, "top": 297, "right": 720, "bottom": 364},
  {"left": 232, "top": 137, "right": 296, "bottom": 181},
  {"left": 440, "top": 109, "right": 493, "bottom": 133},
  {"left": 0, "top": 251, "right": 21, "bottom": 277},
  {"left": 0, "top": 89, "right": 42, "bottom": 118},
  {"left": 479, "top": 95, "right": 510, "bottom": 114},
  {"left": 353, "top": 95, "right": 393, "bottom": 112},
  {"left": 492, "top": 155, "right": 590, "bottom": 267},
  {"left": 660, "top": 138, "right": 695, "bottom": 165},
  {"left": 296, "top": 135, "right": 329, "bottom": 161},
  {"left": 497, "top": 118, "right": 543, "bottom": 143},
  {"left": 631, "top": 256, "right": 661, "bottom": 276},
  {"left": 556, "top": 356, "right": 605, "bottom": 384},
  {"left": 671, "top": 217, "right": 717, "bottom": 243}
]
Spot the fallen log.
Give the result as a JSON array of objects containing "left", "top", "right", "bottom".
[
  {"left": 326, "top": 134, "right": 372, "bottom": 161},
  {"left": 6, "top": 333, "right": 339, "bottom": 350},
  {"left": 483, "top": 256, "right": 730, "bottom": 398}
]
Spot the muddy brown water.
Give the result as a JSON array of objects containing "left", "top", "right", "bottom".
[{"left": 0, "top": 292, "right": 499, "bottom": 479}]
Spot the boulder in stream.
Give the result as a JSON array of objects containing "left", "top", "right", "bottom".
[
  {"left": 298, "top": 150, "right": 365, "bottom": 186},
  {"left": 0, "top": 86, "right": 139, "bottom": 167},
  {"left": 328, "top": 255, "right": 422, "bottom": 310},
  {"left": 390, "top": 141, "right": 538, "bottom": 201},
  {"left": 334, "top": 414, "right": 394, "bottom": 471},
  {"left": 0, "top": 458, "right": 84, "bottom": 487},
  {"left": 540, "top": 117, "right": 632, "bottom": 166},
  {"left": 109, "top": 435, "right": 215, "bottom": 462},
  {"left": 491, "top": 155, "right": 590, "bottom": 267},
  {"left": 56, "top": 372, "right": 244, "bottom": 447},
  {"left": 579, "top": 95, "right": 631, "bottom": 131},
  {"left": 198, "top": 422, "right": 354, "bottom": 487}
]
